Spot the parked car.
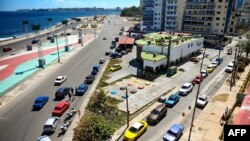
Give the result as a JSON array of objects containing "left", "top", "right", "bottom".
[
  {"left": 165, "top": 93, "right": 180, "bottom": 107},
  {"left": 52, "top": 101, "right": 70, "bottom": 116},
  {"left": 115, "top": 37, "right": 119, "bottom": 42},
  {"left": 47, "top": 36, "right": 52, "bottom": 40},
  {"left": 206, "top": 64, "right": 215, "bottom": 73},
  {"left": 200, "top": 69, "right": 208, "bottom": 78},
  {"left": 33, "top": 96, "right": 49, "bottom": 110},
  {"left": 85, "top": 75, "right": 95, "bottom": 84},
  {"left": 124, "top": 120, "right": 148, "bottom": 141},
  {"left": 147, "top": 104, "right": 167, "bottom": 124},
  {"left": 3, "top": 47, "right": 12, "bottom": 52},
  {"left": 196, "top": 95, "right": 208, "bottom": 108},
  {"left": 110, "top": 64, "right": 122, "bottom": 72},
  {"left": 43, "top": 117, "right": 60, "bottom": 133},
  {"left": 163, "top": 124, "right": 184, "bottom": 141},
  {"left": 211, "top": 61, "right": 219, "bottom": 68},
  {"left": 227, "top": 48, "right": 232, "bottom": 55},
  {"left": 105, "top": 50, "right": 110, "bottom": 56},
  {"left": 119, "top": 31, "right": 123, "bottom": 35},
  {"left": 111, "top": 40, "right": 116, "bottom": 45},
  {"left": 121, "top": 50, "right": 127, "bottom": 55},
  {"left": 192, "top": 74, "right": 203, "bottom": 84},
  {"left": 99, "top": 58, "right": 105, "bottom": 64},
  {"left": 179, "top": 83, "right": 193, "bottom": 96},
  {"left": 54, "top": 76, "right": 67, "bottom": 85},
  {"left": 225, "top": 63, "right": 234, "bottom": 73},
  {"left": 37, "top": 135, "right": 51, "bottom": 141},
  {"left": 76, "top": 84, "right": 88, "bottom": 95},
  {"left": 215, "top": 57, "right": 223, "bottom": 65},
  {"left": 103, "top": 37, "right": 107, "bottom": 40},
  {"left": 55, "top": 87, "right": 70, "bottom": 99},
  {"left": 190, "top": 57, "right": 199, "bottom": 63},
  {"left": 31, "top": 39, "right": 39, "bottom": 44},
  {"left": 158, "top": 96, "right": 166, "bottom": 103}
]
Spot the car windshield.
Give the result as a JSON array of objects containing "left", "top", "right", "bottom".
[
  {"left": 181, "top": 85, "right": 188, "bottom": 89},
  {"left": 207, "top": 66, "right": 212, "bottom": 69},
  {"left": 151, "top": 109, "right": 160, "bottom": 115},
  {"left": 55, "top": 107, "right": 61, "bottom": 110},
  {"left": 35, "top": 99, "right": 42, "bottom": 103},
  {"left": 128, "top": 127, "right": 138, "bottom": 133},
  {"left": 56, "top": 78, "right": 62, "bottom": 81},
  {"left": 169, "top": 96, "right": 175, "bottom": 101},
  {"left": 167, "top": 130, "right": 177, "bottom": 137},
  {"left": 43, "top": 125, "right": 52, "bottom": 129},
  {"left": 198, "top": 97, "right": 206, "bottom": 101},
  {"left": 78, "top": 86, "right": 85, "bottom": 90}
]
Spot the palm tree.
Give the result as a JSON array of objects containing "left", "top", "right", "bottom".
[
  {"left": 47, "top": 18, "right": 53, "bottom": 34},
  {"left": 32, "top": 24, "right": 45, "bottom": 67},
  {"left": 22, "top": 20, "right": 29, "bottom": 37},
  {"left": 61, "top": 20, "right": 69, "bottom": 48}
]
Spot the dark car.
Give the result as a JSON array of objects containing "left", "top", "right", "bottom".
[
  {"left": 85, "top": 75, "right": 95, "bottom": 84},
  {"left": 110, "top": 44, "right": 116, "bottom": 49},
  {"left": 55, "top": 87, "right": 70, "bottom": 99},
  {"left": 3, "top": 47, "right": 12, "bottom": 52},
  {"left": 227, "top": 48, "right": 232, "bottom": 55},
  {"left": 31, "top": 39, "right": 39, "bottom": 44},
  {"left": 115, "top": 37, "right": 119, "bottom": 42},
  {"left": 147, "top": 104, "right": 167, "bottom": 124},
  {"left": 47, "top": 36, "right": 52, "bottom": 40},
  {"left": 33, "top": 96, "right": 49, "bottom": 109},
  {"left": 76, "top": 84, "right": 88, "bottom": 95},
  {"left": 119, "top": 32, "right": 123, "bottom": 35},
  {"left": 215, "top": 57, "right": 223, "bottom": 65}
]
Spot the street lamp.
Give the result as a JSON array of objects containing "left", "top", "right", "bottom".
[{"left": 55, "top": 35, "right": 60, "bottom": 63}]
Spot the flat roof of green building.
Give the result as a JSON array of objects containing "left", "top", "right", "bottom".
[
  {"left": 141, "top": 52, "right": 166, "bottom": 61},
  {"left": 135, "top": 32, "right": 201, "bottom": 47}
]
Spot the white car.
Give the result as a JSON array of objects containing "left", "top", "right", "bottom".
[
  {"left": 211, "top": 61, "right": 219, "bottom": 68},
  {"left": 37, "top": 135, "right": 51, "bottom": 141},
  {"left": 225, "top": 63, "right": 234, "bottom": 73},
  {"left": 179, "top": 83, "right": 193, "bottom": 96},
  {"left": 54, "top": 76, "right": 67, "bottom": 85},
  {"left": 43, "top": 117, "right": 60, "bottom": 133},
  {"left": 99, "top": 58, "right": 105, "bottom": 64},
  {"left": 200, "top": 69, "right": 208, "bottom": 78},
  {"left": 196, "top": 95, "right": 208, "bottom": 108}
]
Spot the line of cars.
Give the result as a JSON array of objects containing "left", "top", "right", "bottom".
[{"left": 34, "top": 62, "right": 104, "bottom": 140}]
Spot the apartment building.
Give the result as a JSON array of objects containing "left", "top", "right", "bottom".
[{"left": 165, "top": 0, "right": 185, "bottom": 32}]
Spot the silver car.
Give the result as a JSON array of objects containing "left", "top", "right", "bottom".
[
  {"left": 196, "top": 95, "right": 208, "bottom": 108},
  {"left": 43, "top": 117, "right": 60, "bottom": 133}
]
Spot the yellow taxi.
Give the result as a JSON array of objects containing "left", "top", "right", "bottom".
[
  {"left": 206, "top": 64, "right": 215, "bottom": 73},
  {"left": 124, "top": 120, "right": 148, "bottom": 141},
  {"left": 110, "top": 64, "right": 122, "bottom": 72}
]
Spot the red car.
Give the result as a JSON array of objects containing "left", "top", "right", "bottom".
[
  {"left": 193, "top": 74, "right": 203, "bottom": 84},
  {"left": 3, "top": 47, "right": 12, "bottom": 52},
  {"left": 52, "top": 101, "right": 70, "bottom": 116}
]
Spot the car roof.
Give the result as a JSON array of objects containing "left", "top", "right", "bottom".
[
  {"left": 154, "top": 104, "right": 165, "bottom": 111},
  {"left": 169, "top": 124, "right": 183, "bottom": 134},
  {"left": 57, "top": 87, "right": 68, "bottom": 92},
  {"left": 55, "top": 101, "right": 67, "bottom": 108},
  {"left": 208, "top": 64, "right": 213, "bottom": 67},
  {"left": 57, "top": 76, "right": 64, "bottom": 79},
  {"left": 79, "top": 84, "right": 86, "bottom": 88},
  {"left": 132, "top": 122, "right": 143, "bottom": 129},
  {"left": 183, "top": 83, "right": 191, "bottom": 86},
  {"left": 45, "top": 117, "right": 59, "bottom": 125},
  {"left": 36, "top": 96, "right": 47, "bottom": 101},
  {"left": 228, "top": 63, "right": 234, "bottom": 66}
]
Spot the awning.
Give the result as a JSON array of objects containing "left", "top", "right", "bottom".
[{"left": 118, "top": 37, "right": 135, "bottom": 45}]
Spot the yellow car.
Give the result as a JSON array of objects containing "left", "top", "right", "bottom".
[
  {"left": 110, "top": 64, "right": 122, "bottom": 72},
  {"left": 206, "top": 64, "right": 215, "bottom": 73},
  {"left": 124, "top": 120, "right": 148, "bottom": 141}
]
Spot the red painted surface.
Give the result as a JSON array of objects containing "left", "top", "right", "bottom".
[
  {"left": 234, "top": 87, "right": 250, "bottom": 125},
  {"left": 118, "top": 37, "right": 135, "bottom": 45}
]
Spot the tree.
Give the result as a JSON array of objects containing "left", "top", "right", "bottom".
[
  {"left": 73, "top": 113, "right": 115, "bottom": 141},
  {"left": 22, "top": 20, "right": 29, "bottom": 37},
  {"left": 47, "top": 18, "right": 53, "bottom": 33},
  {"left": 120, "top": 6, "right": 141, "bottom": 17},
  {"left": 243, "top": 40, "right": 250, "bottom": 57},
  {"left": 61, "top": 20, "right": 68, "bottom": 47}
]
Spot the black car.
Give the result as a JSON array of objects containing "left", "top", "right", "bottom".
[
  {"left": 115, "top": 37, "right": 119, "bottom": 42},
  {"left": 55, "top": 87, "right": 70, "bottom": 99},
  {"left": 85, "top": 75, "right": 95, "bottom": 84},
  {"left": 31, "top": 39, "right": 39, "bottom": 44},
  {"left": 110, "top": 44, "right": 116, "bottom": 49},
  {"left": 147, "top": 104, "right": 167, "bottom": 124},
  {"left": 47, "top": 36, "right": 52, "bottom": 40}
]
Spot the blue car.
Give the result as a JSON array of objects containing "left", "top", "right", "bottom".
[
  {"left": 165, "top": 94, "right": 180, "bottom": 107},
  {"left": 215, "top": 57, "right": 223, "bottom": 65},
  {"left": 163, "top": 124, "right": 184, "bottom": 141},
  {"left": 33, "top": 96, "right": 49, "bottom": 109},
  {"left": 76, "top": 84, "right": 88, "bottom": 95}
]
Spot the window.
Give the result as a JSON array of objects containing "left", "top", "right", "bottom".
[
  {"left": 216, "top": 17, "right": 220, "bottom": 20},
  {"left": 221, "top": 30, "right": 224, "bottom": 32},
  {"left": 218, "top": 0, "right": 222, "bottom": 2},
  {"left": 216, "top": 23, "right": 219, "bottom": 26},
  {"left": 217, "top": 11, "right": 221, "bottom": 14},
  {"left": 218, "top": 5, "right": 222, "bottom": 8},
  {"left": 231, "top": 21, "right": 234, "bottom": 25}
]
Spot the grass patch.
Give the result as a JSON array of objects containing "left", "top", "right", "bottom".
[{"left": 212, "top": 94, "right": 229, "bottom": 102}]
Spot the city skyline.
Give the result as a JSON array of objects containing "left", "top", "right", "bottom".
[{"left": 0, "top": 0, "right": 139, "bottom": 11}]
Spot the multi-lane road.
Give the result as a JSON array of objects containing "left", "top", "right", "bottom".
[{"left": 0, "top": 15, "right": 131, "bottom": 141}]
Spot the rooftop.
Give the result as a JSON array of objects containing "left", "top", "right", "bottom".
[
  {"left": 141, "top": 52, "right": 166, "bottom": 61},
  {"left": 135, "top": 32, "right": 201, "bottom": 47}
]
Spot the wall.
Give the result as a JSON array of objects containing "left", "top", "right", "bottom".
[{"left": 143, "top": 58, "right": 167, "bottom": 70}]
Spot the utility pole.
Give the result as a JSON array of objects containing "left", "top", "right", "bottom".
[
  {"left": 230, "top": 48, "right": 237, "bottom": 91},
  {"left": 126, "top": 86, "right": 129, "bottom": 127},
  {"left": 188, "top": 48, "right": 206, "bottom": 141}
]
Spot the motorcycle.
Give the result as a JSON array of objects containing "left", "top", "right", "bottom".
[{"left": 60, "top": 121, "right": 71, "bottom": 135}]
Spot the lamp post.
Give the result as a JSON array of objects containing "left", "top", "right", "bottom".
[
  {"left": 125, "top": 86, "right": 129, "bottom": 127},
  {"left": 55, "top": 35, "right": 60, "bottom": 63}
]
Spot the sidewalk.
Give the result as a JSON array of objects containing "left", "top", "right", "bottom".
[{"left": 180, "top": 65, "right": 250, "bottom": 141}]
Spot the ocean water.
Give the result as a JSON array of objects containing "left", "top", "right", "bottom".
[{"left": 0, "top": 11, "right": 120, "bottom": 39}]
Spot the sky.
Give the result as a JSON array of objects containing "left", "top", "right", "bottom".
[{"left": 0, "top": 0, "right": 139, "bottom": 11}]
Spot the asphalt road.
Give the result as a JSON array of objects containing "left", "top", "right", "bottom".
[
  {"left": 0, "top": 15, "right": 131, "bottom": 141},
  {"left": 136, "top": 52, "right": 234, "bottom": 141}
]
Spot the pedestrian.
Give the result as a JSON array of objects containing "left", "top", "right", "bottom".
[
  {"left": 71, "top": 87, "right": 74, "bottom": 94},
  {"left": 68, "top": 93, "right": 72, "bottom": 101}
]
